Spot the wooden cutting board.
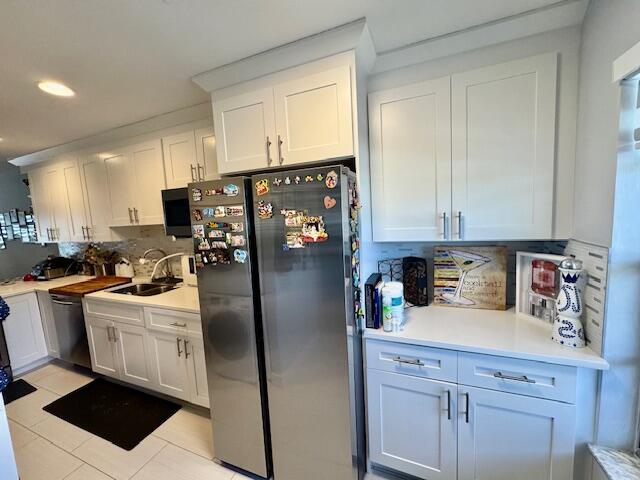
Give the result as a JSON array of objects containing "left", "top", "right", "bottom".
[{"left": 49, "top": 276, "right": 132, "bottom": 297}]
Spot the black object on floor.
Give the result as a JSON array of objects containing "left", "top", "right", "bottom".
[
  {"left": 43, "top": 378, "right": 180, "bottom": 451},
  {"left": 2, "top": 379, "right": 37, "bottom": 405}
]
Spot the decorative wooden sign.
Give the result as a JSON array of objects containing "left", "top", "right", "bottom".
[{"left": 433, "top": 246, "right": 507, "bottom": 310}]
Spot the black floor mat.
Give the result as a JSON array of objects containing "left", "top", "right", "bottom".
[
  {"left": 43, "top": 378, "right": 180, "bottom": 451},
  {"left": 2, "top": 379, "right": 37, "bottom": 405}
]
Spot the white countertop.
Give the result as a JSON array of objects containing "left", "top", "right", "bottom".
[
  {"left": 0, "top": 275, "right": 94, "bottom": 299},
  {"left": 86, "top": 281, "right": 200, "bottom": 314},
  {"left": 365, "top": 305, "right": 609, "bottom": 370}
]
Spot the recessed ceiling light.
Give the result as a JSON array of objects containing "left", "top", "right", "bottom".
[{"left": 37, "top": 81, "right": 75, "bottom": 97}]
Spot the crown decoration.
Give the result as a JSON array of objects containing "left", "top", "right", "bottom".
[{"left": 561, "top": 272, "right": 580, "bottom": 283}]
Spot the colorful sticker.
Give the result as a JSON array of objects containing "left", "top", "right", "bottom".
[
  {"left": 326, "top": 170, "right": 338, "bottom": 189},
  {"left": 208, "top": 230, "right": 225, "bottom": 238},
  {"left": 257, "top": 201, "right": 273, "bottom": 219},
  {"left": 230, "top": 223, "right": 244, "bottom": 233},
  {"left": 301, "top": 215, "right": 328, "bottom": 243},
  {"left": 255, "top": 179, "right": 269, "bottom": 196},
  {"left": 192, "top": 225, "right": 205, "bottom": 238},
  {"left": 324, "top": 196, "right": 336, "bottom": 209},
  {"left": 193, "top": 209, "right": 203, "bottom": 221},
  {"left": 281, "top": 209, "right": 304, "bottom": 227},
  {"left": 284, "top": 176, "right": 291, "bottom": 185},
  {"left": 294, "top": 176, "right": 301, "bottom": 184},
  {"left": 273, "top": 178, "right": 282, "bottom": 187},
  {"left": 305, "top": 175, "right": 314, "bottom": 183},
  {"left": 207, "top": 221, "right": 228, "bottom": 229},
  {"left": 224, "top": 184, "right": 239, "bottom": 196},
  {"left": 316, "top": 173, "right": 324, "bottom": 182},
  {"left": 208, "top": 250, "right": 231, "bottom": 265},
  {"left": 197, "top": 238, "right": 211, "bottom": 251},
  {"left": 210, "top": 241, "right": 228, "bottom": 249},
  {"left": 234, "top": 249, "right": 248, "bottom": 264},
  {"left": 202, "top": 207, "right": 215, "bottom": 218},
  {"left": 214, "top": 206, "right": 226, "bottom": 218},
  {"left": 285, "top": 231, "right": 306, "bottom": 249},
  {"left": 227, "top": 234, "right": 246, "bottom": 247},
  {"left": 226, "top": 205, "right": 244, "bottom": 217},
  {"left": 192, "top": 188, "right": 202, "bottom": 202},
  {"left": 205, "top": 187, "right": 223, "bottom": 196}
]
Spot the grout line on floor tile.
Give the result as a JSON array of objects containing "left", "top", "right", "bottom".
[
  {"left": 61, "top": 461, "right": 86, "bottom": 479},
  {"left": 127, "top": 441, "right": 170, "bottom": 480}
]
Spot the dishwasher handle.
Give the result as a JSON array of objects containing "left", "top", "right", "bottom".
[{"left": 51, "top": 299, "right": 77, "bottom": 306}]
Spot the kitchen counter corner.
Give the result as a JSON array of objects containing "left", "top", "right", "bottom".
[{"left": 85, "top": 283, "right": 200, "bottom": 314}]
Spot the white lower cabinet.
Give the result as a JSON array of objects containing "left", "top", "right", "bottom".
[
  {"left": 148, "top": 330, "right": 190, "bottom": 401},
  {"left": 185, "top": 336, "right": 209, "bottom": 408},
  {"left": 368, "top": 369, "right": 457, "bottom": 479},
  {"left": 85, "top": 316, "right": 121, "bottom": 378},
  {"left": 114, "top": 323, "right": 155, "bottom": 389},
  {"left": 3, "top": 293, "right": 48, "bottom": 371},
  {"left": 366, "top": 340, "right": 577, "bottom": 480}
]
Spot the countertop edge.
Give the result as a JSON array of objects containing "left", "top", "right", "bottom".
[
  {"left": 589, "top": 444, "right": 640, "bottom": 480},
  {"left": 363, "top": 329, "right": 610, "bottom": 370},
  {"left": 83, "top": 290, "right": 200, "bottom": 315}
]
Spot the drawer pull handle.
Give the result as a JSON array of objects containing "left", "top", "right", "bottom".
[
  {"left": 393, "top": 356, "right": 424, "bottom": 366},
  {"left": 493, "top": 371, "right": 536, "bottom": 384},
  {"left": 170, "top": 322, "right": 187, "bottom": 328}
]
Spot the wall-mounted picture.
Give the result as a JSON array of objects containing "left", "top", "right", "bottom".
[
  {"left": 9, "top": 209, "right": 18, "bottom": 223},
  {"left": 17, "top": 210, "right": 26, "bottom": 226},
  {"left": 433, "top": 246, "right": 507, "bottom": 310}
]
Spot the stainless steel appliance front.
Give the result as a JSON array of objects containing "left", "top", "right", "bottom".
[{"left": 49, "top": 294, "right": 91, "bottom": 368}]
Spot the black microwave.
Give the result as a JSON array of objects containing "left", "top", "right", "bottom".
[{"left": 161, "top": 188, "right": 191, "bottom": 237}]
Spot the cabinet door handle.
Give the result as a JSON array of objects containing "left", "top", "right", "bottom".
[
  {"left": 184, "top": 339, "right": 190, "bottom": 358},
  {"left": 493, "top": 371, "right": 536, "bottom": 384},
  {"left": 455, "top": 211, "right": 463, "bottom": 240},
  {"left": 85, "top": 226, "right": 91, "bottom": 240},
  {"left": 106, "top": 326, "right": 113, "bottom": 342},
  {"left": 441, "top": 212, "right": 448, "bottom": 239},
  {"left": 81, "top": 226, "right": 86, "bottom": 240},
  {"left": 128, "top": 208, "right": 134, "bottom": 224},
  {"left": 46, "top": 228, "right": 51, "bottom": 241},
  {"left": 462, "top": 392, "right": 470, "bottom": 423},
  {"left": 169, "top": 322, "right": 187, "bottom": 328},
  {"left": 197, "top": 164, "right": 204, "bottom": 181},
  {"left": 266, "top": 136, "right": 273, "bottom": 166},
  {"left": 190, "top": 164, "right": 197, "bottom": 182},
  {"left": 393, "top": 356, "right": 424, "bottom": 366},
  {"left": 176, "top": 337, "right": 183, "bottom": 357},
  {"left": 445, "top": 390, "right": 451, "bottom": 420},
  {"left": 133, "top": 208, "right": 139, "bottom": 224},
  {"left": 112, "top": 327, "right": 118, "bottom": 342},
  {"left": 277, "top": 135, "right": 284, "bottom": 165}
]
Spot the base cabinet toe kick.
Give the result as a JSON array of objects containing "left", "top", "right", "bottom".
[{"left": 365, "top": 339, "right": 581, "bottom": 480}]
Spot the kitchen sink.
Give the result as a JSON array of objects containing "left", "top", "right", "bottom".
[{"left": 110, "top": 283, "right": 176, "bottom": 297}]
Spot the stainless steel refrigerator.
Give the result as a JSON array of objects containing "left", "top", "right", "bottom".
[{"left": 190, "top": 165, "right": 365, "bottom": 480}]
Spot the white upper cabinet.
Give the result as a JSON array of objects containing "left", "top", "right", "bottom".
[
  {"left": 162, "top": 131, "right": 199, "bottom": 188},
  {"left": 60, "top": 160, "right": 89, "bottom": 242},
  {"left": 214, "top": 88, "right": 277, "bottom": 174},
  {"left": 79, "top": 154, "right": 113, "bottom": 241},
  {"left": 194, "top": 127, "right": 219, "bottom": 181},
  {"left": 105, "top": 150, "right": 136, "bottom": 227},
  {"left": 369, "top": 77, "right": 452, "bottom": 241},
  {"left": 274, "top": 65, "right": 354, "bottom": 166},
  {"left": 451, "top": 53, "right": 557, "bottom": 240},
  {"left": 212, "top": 60, "right": 355, "bottom": 174},
  {"left": 27, "top": 168, "right": 51, "bottom": 242}
]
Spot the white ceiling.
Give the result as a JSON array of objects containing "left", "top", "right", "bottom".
[{"left": 0, "top": 0, "right": 568, "bottom": 162}]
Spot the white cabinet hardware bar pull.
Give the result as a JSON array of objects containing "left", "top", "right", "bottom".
[
  {"left": 441, "top": 212, "right": 448, "bottom": 239},
  {"left": 493, "top": 371, "right": 536, "bottom": 384},
  {"left": 456, "top": 211, "right": 462, "bottom": 239},
  {"left": 445, "top": 390, "right": 451, "bottom": 420},
  {"left": 133, "top": 208, "right": 139, "bottom": 223},
  {"left": 393, "top": 356, "right": 424, "bottom": 366},
  {"left": 277, "top": 135, "right": 284, "bottom": 165},
  {"left": 197, "top": 164, "right": 204, "bottom": 181}
]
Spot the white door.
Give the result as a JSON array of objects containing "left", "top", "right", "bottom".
[
  {"left": 213, "top": 88, "right": 277, "bottom": 174},
  {"left": 451, "top": 53, "right": 557, "bottom": 240},
  {"left": 369, "top": 77, "right": 452, "bottom": 241},
  {"left": 195, "top": 127, "right": 219, "bottom": 181},
  {"left": 185, "top": 336, "right": 209, "bottom": 408},
  {"left": 79, "top": 154, "right": 113, "bottom": 241},
  {"left": 367, "top": 369, "right": 457, "bottom": 479},
  {"left": 130, "top": 139, "right": 166, "bottom": 225},
  {"left": 114, "top": 323, "right": 155, "bottom": 388},
  {"left": 274, "top": 65, "right": 354, "bottom": 166},
  {"left": 104, "top": 150, "right": 136, "bottom": 226},
  {"left": 458, "top": 386, "right": 576, "bottom": 480},
  {"left": 162, "top": 131, "right": 198, "bottom": 188},
  {"left": 3, "top": 294, "right": 48, "bottom": 371},
  {"left": 85, "top": 316, "right": 118, "bottom": 378},
  {"left": 148, "top": 331, "right": 189, "bottom": 401},
  {"left": 36, "top": 291, "right": 60, "bottom": 358},
  {"left": 60, "top": 160, "right": 88, "bottom": 242},
  {"left": 43, "top": 166, "right": 70, "bottom": 242}
]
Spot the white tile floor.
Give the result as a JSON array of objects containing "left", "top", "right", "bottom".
[
  {"left": 8, "top": 362, "right": 386, "bottom": 480},
  {"left": 7, "top": 363, "right": 248, "bottom": 480}
]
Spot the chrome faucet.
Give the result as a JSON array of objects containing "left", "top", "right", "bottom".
[
  {"left": 140, "top": 249, "right": 170, "bottom": 280},
  {"left": 149, "top": 253, "right": 185, "bottom": 283}
]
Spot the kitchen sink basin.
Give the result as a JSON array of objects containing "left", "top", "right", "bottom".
[{"left": 110, "top": 283, "right": 176, "bottom": 297}]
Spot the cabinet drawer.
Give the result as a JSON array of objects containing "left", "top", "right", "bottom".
[
  {"left": 84, "top": 300, "right": 144, "bottom": 326},
  {"left": 366, "top": 339, "right": 457, "bottom": 382},
  {"left": 145, "top": 307, "right": 202, "bottom": 337},
  {"left": 458, "top": 352, "right": 577, "bottom": 403}
]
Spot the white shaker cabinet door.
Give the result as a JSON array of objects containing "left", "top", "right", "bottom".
[
  {"left": 3, "top": 293, "right": 48, "bottom": 371},
  {"left": 130, "top": 139, "right": 166, "bottom": 225},
  {"left": 185, "top": 336, "right": 209, "bottom": 408},
  {"left": 43, "top": 166, "right": 70, "bottom": 242},
  {"left": 148, "top": 331, "right": 190, "bottom": 401},
  {"left": 367, "top": 369, "right": 457, "bottom": 480},
  {"left": 105, "top": 150, "right": 136, "bottom": 227},
  {"left": 369, "top": 76, "right": 452, "bottom": 241},
  {"left": 213, "top": 88, "right": 277, "bottom": 174},
  {"left": 60, "top": 160, "right": 88, "bottom": 242},
  {"left": 162, "top": 131, "right": 198, "bottom": 188},
  {"left": 85, "top": 316, "right": 118, "bottom": 378},
  {"left": 451, "top": 53, "right": 557, "bottom": 240},
  {"left": 79, "top": 154, "right": 113, "bottom": 241},
  {"left": 274, "top": 65, "right": 354, "bottom": 166},
  {"left": 114, "top": 323, "right": 155, "bottom": 389},
  {"left": 195, "top": 127, "right": 219, "bottom": 181},
  {"left": 458, "top": 386, "right": 575, "bottom": 480}
]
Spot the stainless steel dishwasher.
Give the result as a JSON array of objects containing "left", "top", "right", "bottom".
[{"left": 50, "top": 294, "right": 91, "bottom": 368}]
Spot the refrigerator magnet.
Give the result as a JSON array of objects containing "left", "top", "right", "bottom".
[
  {"left": 202, "top": 207, "right": 215, "bottom": 218},
  {"left": 305, "top": 175, "right": 314, "bottom": 183},
  {"left": 192, "top": 225, "right": 205, "bottom": 238},
  {"left": 193, "top": 209, "right": 203, "bottom": 221},
  {"left": 207, "top": 221, "right": 227, "bottom": 229},
  {"left": 210, "top": 241, "right": 228, "bottom": 249},
  {"left": 284, "top": 176, "right": 291, "bottom": 185},
  {"left": 324, "top": 196, "right": 337, "bottom": 209},
  {"left": 214, "top": 206, "right": 226, "bottom": 218},
  {"left": 205, "top": 187, "right": 223, "bottom": 196},
  {"left": 255, "top": 179, "right": 269, "bottom": 196},
  {"left": 273, "top": 178, "right": 282, "bottom": 186},
  {"left": 326, "top": 170, "right": 338, "bottom": 189},
  {"left": 257, "top": 201, "right": 273, "bottom": 219},
  {"left": 234, "top": 249, "right": 248, "bottom": 264},
  {"left": 316, "top": 173, "right": 324, "bottom": 182},
  {"left": 229, "top": 235, "right": 246, "bottom": 247},
  {"left": 208, "top": 230, "right": 225, "bottom": 239},
  {"left": 226, "top": 205, "right": 244, "bottom": 217},
  {"left": 301, "top": 215, "right": 328, "bottom": 243},
  {"left": 224, "top": 184, "right": 239, "bottom": 196},
  {"left": 197, "top": 238, "right": 211, "bottom": 251},
  {"left": 285, "top": 231, "right": 306, "bottom": 249},
  {"left": 294, "top": 176, "right": 301, "bottom": 184},
  {"left": 192, "top": 188, "right": 203, "bottom": 202},
  {"left": 230, "top": 222, "right": 244, "bottom": 233}
]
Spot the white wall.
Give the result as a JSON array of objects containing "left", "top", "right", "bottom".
[{"left": 573, "top": 0, "right": 640, "bottom": 248}]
